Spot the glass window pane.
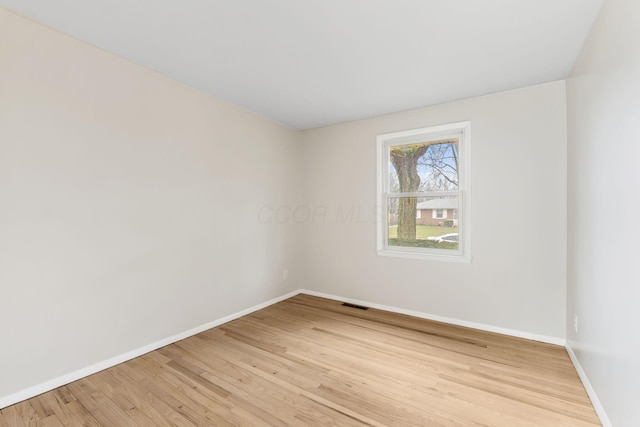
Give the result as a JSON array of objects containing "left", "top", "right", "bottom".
[
  {"left": 387, "top": 196, "right": 459, "bottom": 250},
  {"left": 388, "top": 139, "right": 459, "bottom": 193}
]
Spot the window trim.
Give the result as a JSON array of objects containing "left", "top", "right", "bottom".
[
  {"left": 432, "top": 209, "right": 447, "bottom": 219},
  {"left": 376, "top": 121, "right": 471, "bottom": 262}
]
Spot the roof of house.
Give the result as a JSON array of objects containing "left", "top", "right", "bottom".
[{"left": 417, "top": 199, "right": 458, "bottom": 210}]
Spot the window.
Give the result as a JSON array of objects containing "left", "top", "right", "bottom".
[
  {"left": 376, "top": 121, "right": 470, "bottom": 262},
  {"left": 432, "top": 209, "right": 446, "bottom": 219}
]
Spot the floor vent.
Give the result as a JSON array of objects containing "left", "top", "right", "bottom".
[{"left": 342, "top": 302, "right": 369, "bottom": 310}]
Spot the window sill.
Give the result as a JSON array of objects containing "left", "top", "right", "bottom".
[{"left": 377, "top": 250, "right": 472, "bottom": 263}]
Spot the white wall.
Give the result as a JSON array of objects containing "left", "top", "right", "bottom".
[
  {"left": 0, "top": 9, "right": 300, "bottom": 400},
  {"left": 566, "top": 0, "right": 640, "bottom": 425},
  {"left": 300, "top": 82, "right": 568, "bottom": 340},
  {"left": 11, "top": 3, "right": 636, "bottom": 419}
]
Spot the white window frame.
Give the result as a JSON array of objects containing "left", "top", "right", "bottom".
[{"left": 376, "top": 121, "right": 471, "bottom": 262}]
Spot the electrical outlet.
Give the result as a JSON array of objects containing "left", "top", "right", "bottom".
[
  {"left": 283, "top": 270, "right": 289, "bottom": 280},
  {"left": 573, "top": 314, "right": 578, "bottom": 333}
]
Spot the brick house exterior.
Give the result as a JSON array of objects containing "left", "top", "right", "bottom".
[{"left": 416, "top": 199, "right": 458, "bottom": 226}]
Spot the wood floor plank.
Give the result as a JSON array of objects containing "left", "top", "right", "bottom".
[
  {"left": 65, "top": 380, "right": 133, "bottom": 426},
  {"left": 180, "top": 342, "right": 383, "bottom": 426},
  {"left": 167, "top": 339, "right": 368, "bottom": 426},
  {"left": 0, "top": 294, "right": 601, "bottom": 426},
  {"left": 37, "top": 414, "right": 65, "bottom": 427},
  {"left": 33, "top": 389, "right": 100, "bottom": 427},
  {"left": 109, "top": 363, "right": 197, "bottom": 427},
  {"left": 0, "top": 406, "right": 22, "bottom": 427},
  {"left": 10, "top": 401, "right": 38, "bottom": 426},
  {"left": 28, "top": 394, "right": 55, "bottom": 421}
]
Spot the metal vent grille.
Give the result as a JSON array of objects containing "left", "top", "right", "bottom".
[{"left": 342, "top": 302, "right": 369, "bottom": 310}]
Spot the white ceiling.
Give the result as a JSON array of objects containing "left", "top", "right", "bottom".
[{"left": 1, "top": 0, "right": 603, "bottom": 130}]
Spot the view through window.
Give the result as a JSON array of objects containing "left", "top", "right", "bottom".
[{"left": 377, "top": 122, "right": 470, "bottom": 260}]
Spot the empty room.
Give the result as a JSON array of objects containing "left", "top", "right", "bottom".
[{"left": 0, "top": 0, "right": 638, "bottom": 426}]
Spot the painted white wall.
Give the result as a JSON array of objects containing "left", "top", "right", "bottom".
[
  {"left": 300, "top": 82, "right": 568, "bottom": 340},
  {"left": 11, "top": 4, "right": 636, "bottom": 420},
  {"left": 0, "top": 9, "right": 300, "bottom": 399},
  {"left": 566, "top": 0, "right": 640, "bottom": 425}
]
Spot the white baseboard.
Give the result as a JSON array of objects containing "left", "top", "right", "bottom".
[
  {"left": 303, "top": 290, "right": 612, "bottom": 424},
  {"left": 565, "top": 344, "right": 612, "bottom": 427},
  {"left": 1, "top": 287, "right": 569, "bottom": 410},
  {"left": 0, "top": 289, "right": 300, "bottom": 410},
  {"left": 299, "top": 289, "right": 566, "bottom": 346}
]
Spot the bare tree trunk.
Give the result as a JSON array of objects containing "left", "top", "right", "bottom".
[
  {"left": 390, "top": 145, "right": 427, "bottom": 240},
  {"left": 397, "top": 196, "right": 417, "bottom": 239}
]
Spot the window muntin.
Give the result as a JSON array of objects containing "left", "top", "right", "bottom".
[{"left": 377, "top": 122, "right": 470, "bottom": 261}]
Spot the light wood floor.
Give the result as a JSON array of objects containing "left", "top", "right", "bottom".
[{"left": 0, "top": 294, "right": 600, "bottom": 426}]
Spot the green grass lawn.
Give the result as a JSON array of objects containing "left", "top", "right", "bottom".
[
  {"left": 388, "top": 225, "right": 458, "bottom": 239},
  {"left": 387, "top": 225, "right": 459, "bottom": 249}
]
